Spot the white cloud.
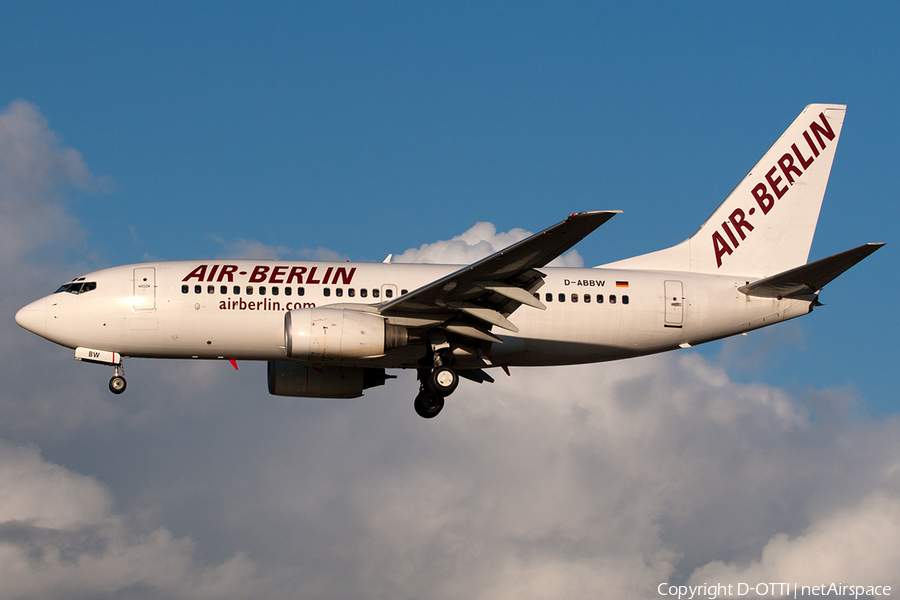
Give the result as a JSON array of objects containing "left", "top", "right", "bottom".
[
  {"left": 392, "top": 221, "right": 584, "bottom": 266},
  {"left": 212, "top": 237, "right": 292, "bottom": 260},
  {"left": 0, "top": 100, "right": 123, "bottom": 438},
  {"left": 6, "top": 353, "right": 900, "bottom": 599},
  {"left": 0, "top": 439, "right": 264, "bottom": 600},
  {"left": 0, "top": 100, "right": 113, "bottom": 264},
  {"left": 0, "top": 440, "right": 111, "bottom": 529},
  {"left": 221, "top": 353, "right": 899, "bottom": 599},
  {"left": 689, "top": 492, "right": 900, "bottom": 592},
  {"left": 213, "top": 236, "right": 349, "bottom": 262}
]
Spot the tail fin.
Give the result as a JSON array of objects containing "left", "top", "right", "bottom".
[{"left": 604, "top": 104, "right": 847, "bottom": 277}]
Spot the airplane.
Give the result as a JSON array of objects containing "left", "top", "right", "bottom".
[{"left": 15, "top": 104, "right": 883, "bottom": 418}]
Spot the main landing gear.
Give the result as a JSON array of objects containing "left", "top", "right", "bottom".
[
  {"left": 413, "top": 365, "right": 460, "bottom": 419},
  {"left": 108, "top": 364, "right": 126, "bottom": 395}
]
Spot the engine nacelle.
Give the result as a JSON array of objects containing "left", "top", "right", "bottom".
[
  {"left": 284, "top": 308, "right": 407, "bottom": 361},
  {"left": 267, "top": 362, "right": 390, "bottom": 398}
]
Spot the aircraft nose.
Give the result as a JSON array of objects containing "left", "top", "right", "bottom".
[{"left": 15, "top": 298, "right": 47, "bottom": 337}]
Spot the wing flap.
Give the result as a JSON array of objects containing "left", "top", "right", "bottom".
[
  {"left": 738, "top": 243, "right": 884, "bottom": 298},
  {"left": 476, "top": 282, "right": 546, "bottom": 309},
  {"left": 458, "top": 369, "right": 496, "bottom": 384},
  {"left": 442, "top": 322, "right": 504, "bottom": 344}
]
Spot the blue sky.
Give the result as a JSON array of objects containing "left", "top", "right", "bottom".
[{"left": 1, "top": 3, "right": 899, "bottom": 598}]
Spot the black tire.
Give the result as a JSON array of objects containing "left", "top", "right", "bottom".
[
  {"left": 414, "top": 391, "right": 444, "bottom": 419},
  {"left": 427, "top": 366, "right": 459, "bottom": 396},
  {"left": 109, "top": 376, "right": 127, "bottom": 395}
]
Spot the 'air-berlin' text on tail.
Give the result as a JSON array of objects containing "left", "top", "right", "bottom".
[{"left": 604, "top": 104, "right": 846, "bottom": 277}]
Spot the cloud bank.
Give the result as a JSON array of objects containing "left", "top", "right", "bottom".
[
  {"left": 2, "top": 101, "right": 898, "bottom": 599},
  {"left": 392, "top": 220, "right": 585, "bottom": 266}
]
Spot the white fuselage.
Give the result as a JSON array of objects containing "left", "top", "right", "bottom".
[{"left": 17, "top": 260, "right": 811, "bottom": 370}]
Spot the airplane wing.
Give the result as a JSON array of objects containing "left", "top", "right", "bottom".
[
  {"left": 378, "top": 211, "right": 620, "bottom": 343},
  {"left": 738, "top": 242, "right": 884, "bottom": 299}
]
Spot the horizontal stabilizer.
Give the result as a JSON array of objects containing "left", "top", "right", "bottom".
[{"left": 739, "top": 243, "right": 884, "bottom": 298}]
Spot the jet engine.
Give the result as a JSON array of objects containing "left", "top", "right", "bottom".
[
  {"left": 284, "top": 308, "right": 408, "bottom": 361},
  {"left": 267, "top": 362, "right": 391, "bottom": 398}
]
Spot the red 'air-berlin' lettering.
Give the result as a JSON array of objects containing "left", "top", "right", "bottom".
[
  {"left": 751, "top": 183, "right": 775, "bottom": 215},
  {"left": 711, "top": 111, "right": 834, "bottom": 269},
  {"left": 713, "top": 232, "right": 733, "bottom": 268},
  {"left": 249, "top": 266, "right": 269, "bottom": 283},
  {"left": 182, "top": 265, "right": 208, "bottom": 282}
]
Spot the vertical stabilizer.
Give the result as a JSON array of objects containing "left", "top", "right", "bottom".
[{"left": 603, "top": 104, "right": 846, "bottom": 277}]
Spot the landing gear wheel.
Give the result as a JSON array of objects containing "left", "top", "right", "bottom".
[
  {"left": 414, "top": 391, "right": 444, "bottom": 419},
  {"left": 427, "top": 366, "right": 459, "bottom": 397},
  {"left": 109, "top": 375, "right": 127, "bottom": 395}
]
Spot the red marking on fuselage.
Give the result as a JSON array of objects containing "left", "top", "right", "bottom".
[{"left": 182, "top": 264, "right": 356, "bottom": 285}]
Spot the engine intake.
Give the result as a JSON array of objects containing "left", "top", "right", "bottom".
[{"left": 284, "top": 308, "right": 407, "bottom": 361}]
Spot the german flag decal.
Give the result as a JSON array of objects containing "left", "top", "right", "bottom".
[{"left": 616, "top": 281, "right": 629, "bottom": 288}]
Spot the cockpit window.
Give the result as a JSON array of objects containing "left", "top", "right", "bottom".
[{"left": 54, "top": 281, "right": 97, "bottom": 295}]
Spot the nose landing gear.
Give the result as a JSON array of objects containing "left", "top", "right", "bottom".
[{"left": 109, "top": 364, "right": 126, "bottom": 395}]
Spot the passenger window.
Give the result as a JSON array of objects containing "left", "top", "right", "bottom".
[
  {"left": 272, "top": 286, "right": 279, "bottom": 296},
  {"left": 571, "top": 293, "right": 578, "bottom": 303},
  {"left": 534, "top": 293, "right": 539, "bottom": 299},
  {"left": 558, "top": 293, "right": 565, "bottom": 303},
  {"left": 373, "top": 289, "right": 380, "bottom": 298},
  {"left": 284, "top": 287, "right": 292, "bottom": 296},
  {"left": 385, "top": 289, "right": 393, "bottom": 298},
  {"left": 182, "top": 285, "right": 189, "bottom": 294},
  {"left": 323, "top": 288, "right": 331, "bottom": 297},
  {"left": 208, "top": 285, "right": 214, "bottom": 294},
  {"left": 610, "top": 294, "right": 617, "bottom": 304},
  {"left": 584, "top": 294, "right": 591, "bottom": 303},
  {"left": 194, "top": 285, "right": 202, "bottom": 294},
  {"left": 259, "top": 286, "right": 266, "bottom": 295},
  {"left": 401, "top": 289, "right": 408, "bottom": 295},
  {"left": 336, "top": 288, "right": 343, "bottom": 297},
  {"left": 597, "top": 294, "right": 604, "bottom": 304},
  {"left": 623, "top": 295, "right": 629, "bottom": 305},
  {"left": 348, "top": 288, "right": 355, "bottom": 297},
  {"left": 298, "top": 287, "right": 305, "bottom": 296},
  {"left": 233, "top": 286, "right": 241, "bottom": 295},
  {"left": 220, "top": 285, "right": 227, "bottom": 294},
  {"left": 360, "top": 288, "right": 367, "bottom": 298},
  {"left": 246, "top": 286, "right": 253, "bottom": 295}
]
